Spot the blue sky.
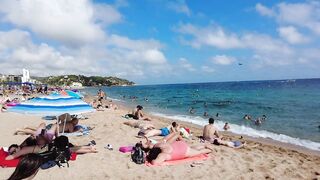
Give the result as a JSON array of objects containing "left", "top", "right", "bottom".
[{"left": 0, "top": 0, "right": 319, "bottom": 84}]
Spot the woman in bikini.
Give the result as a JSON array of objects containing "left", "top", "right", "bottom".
[
  {"left": 14, "top": 118, "right": 81, "bottom": 136},
  {"left": 142, "top": 133, "right": 213, "bottom": 165}
]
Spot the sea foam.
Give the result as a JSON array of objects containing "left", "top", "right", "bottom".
[{"left": 151, "top": 112, "right": 320, "bottom": 151}]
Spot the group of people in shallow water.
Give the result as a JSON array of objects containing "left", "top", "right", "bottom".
[
  {"left": 243, "top": 114, "right": 267, "bottom": 126},
  {"left": 91, "top": 89, "right": 118, "bottom": 111}
]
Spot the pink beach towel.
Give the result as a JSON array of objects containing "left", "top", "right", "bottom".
[{"left": 145, "top": 154, "right": 210, "bottom": 167}]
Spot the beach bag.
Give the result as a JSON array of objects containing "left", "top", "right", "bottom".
[
  {"left": 131, "top": 143, "right": 145, "bottom": 164},
  {"left": 39, "top": 136, "right": 71, "bottom": 168}
]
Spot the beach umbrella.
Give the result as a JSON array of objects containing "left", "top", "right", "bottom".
[
  {"left": 65, "top": 90, "right": 83, "bottom": 99},
  {"left": 8, "top": 95, "right": 95, "bottom": 134},
  {"left": 8, "top": 95, "right": 94, "bottom": 116}
]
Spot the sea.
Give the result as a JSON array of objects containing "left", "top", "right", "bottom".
[{"left": 82, "top": 78, "right": 320, "bottom": 151}]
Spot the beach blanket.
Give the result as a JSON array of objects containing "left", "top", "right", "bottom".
[
  {"left": 0, "top": 147, "right": 77, "bottom": 168},
  {"left": 42, "top": 116, "right": 57, "bottom": 120},
  {"left": 145, "top": 154, "right": 210, "bottom": 167}
]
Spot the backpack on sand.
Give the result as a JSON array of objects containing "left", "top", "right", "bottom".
[
  {"left": 39, "top": 135, "right": 71, "bottom": 168},
  {"left": 131, "top": 143, "right": 145, "bottom": 164}
]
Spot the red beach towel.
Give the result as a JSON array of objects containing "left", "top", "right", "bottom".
[{"left": 0, "top": 148, "right": 77, "bottom": 168}]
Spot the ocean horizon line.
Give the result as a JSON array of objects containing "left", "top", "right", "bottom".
[{"left": 133, "top": 77, "right": 320, "bottom": 86}]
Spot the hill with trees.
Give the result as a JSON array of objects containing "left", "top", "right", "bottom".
[{"left": 33, "top": 75, "right": 135, "bottom": 87}]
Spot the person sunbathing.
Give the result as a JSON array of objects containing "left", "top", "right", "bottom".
[
  {"left": 142, "top": 133, "right": 213, "bottom": 165},
  {"left": 6, "top": 135, "right": 98, "bottom": 160},
  {"left": 123, "top": 121, "right": 155, "bottom": 130},
  {"left": 212, "top": 138, "right": 246, "bottom": 148},
  {"left": 6, "top": 133, "right": 57, "bottom": 160},
  {"left": 140, "top": 122, "right": 180, "bottom": 137},
  {"left": 14, "top": 118, "right": 82, "bottom": 136}
]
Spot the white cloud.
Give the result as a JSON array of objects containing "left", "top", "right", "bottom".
[
  {"left": 176, "top": 23, "right": 243, "bottom": 49},
  {"left": 0, "top": 0, "right": 122, "bottom": 45},
  {"left": 178, "top": 58, "right": 196, "bottom": 71},
  {"left": 255, "top": 3, "right": 275, "bottom": 17},
  {"left": 167, "top": 1, "right": 191, "bottom": 16},
  {"left": 107, "top": 34, "right": 163, "bottom": 50},
  {"left": 211, "top": 55, "right": 236, "bottom": 65},
  {"left": 201, "top": 66, "right": 214, "bottom": 73},
  {"left": 278, "top": 26, "right": 309, "bottom": 44},
  {"left": 93, "top": 4, "right": 122, "bottom": 26},
  {"left": 257, "top": 2, "right": 320, "bottom": 35},
  {"left": 176, "top": 23, "right": 292, "bottom": 55},
  {"left": 0, "top": 28, "right": 169, "bottom": 80},
  {"left": 175, "top": 23, "right": 312, "bottom": 68},
  {"left": 0, "top": 29, "right": 31, "bottom": 50},
  {"left": 0, "top": 1, "right": 172, "bottom": 82}
]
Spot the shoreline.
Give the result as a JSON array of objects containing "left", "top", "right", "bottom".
[{"left": 112, "top": 97, "right": 320, "bottom": 157}]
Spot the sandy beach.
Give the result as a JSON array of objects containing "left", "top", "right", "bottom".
[{"left": 0, "top": 96, "right": 319, "bottom": 180}]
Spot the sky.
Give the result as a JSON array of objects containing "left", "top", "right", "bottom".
[{"left": 0, "top": 0, "right": 319, "bottom": 84}]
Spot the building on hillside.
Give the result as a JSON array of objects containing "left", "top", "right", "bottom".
[
  {"left": 21, "top": 69, "right": 30, "bottom": 83},
  {"left": 7, "top": 75, "right": 22, "bottom": 83},
  {"left": 71, "top": 82, "right": 83, "bottom": 88}
]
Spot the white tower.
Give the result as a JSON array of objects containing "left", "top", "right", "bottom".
[{"left": 22, "top": 69, "right": 30, "bottom": 83}]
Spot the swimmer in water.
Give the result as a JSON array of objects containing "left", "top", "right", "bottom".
[
  {"left": 255, "top": 118, "right": 262, "bottom": 126},
  {"left": 203, "top": 112, "right": 209, "bottom": 117},
  {"left": 189, "top": 107, "right": 196, "bottom": 114},
  {"left": 223, "top": 122, "right": 230, "bottom": 131},
  {"left": 243, "top": 114, "right": 251, "bottom": 120}
]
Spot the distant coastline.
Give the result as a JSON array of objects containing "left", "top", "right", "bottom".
[{"left": 33, "top": 75, "right": 135, "bottom": 87}]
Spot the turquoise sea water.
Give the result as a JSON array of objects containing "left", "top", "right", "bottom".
[{"left": 82, "top": 78, "right": 320, "bottom": 151}]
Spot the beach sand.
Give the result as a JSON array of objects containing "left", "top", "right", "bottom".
[{"left": 0, "top": 99, "right": 319, "bottom": 180}]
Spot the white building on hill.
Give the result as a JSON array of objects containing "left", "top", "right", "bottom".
[{"left": 21, "top": 69, "right": 30, "bottom": 83}]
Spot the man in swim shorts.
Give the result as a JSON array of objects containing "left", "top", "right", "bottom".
[{"left": 203, "top": 118, "right": 221, "bottom": 142}]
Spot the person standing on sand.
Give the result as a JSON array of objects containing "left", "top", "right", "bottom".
[
  {"left": 97, "top": 89, "right": 106, "bottom": 102},
  {"left": 203, "top": 118, "right": 221, "bottom": 142}
]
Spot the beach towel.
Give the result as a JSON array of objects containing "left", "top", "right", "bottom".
[
  {"left": 145, "top": 154, "right": 210, "bottom": 167},
  {"left": 60, "top": 125, "right": 90, "bottom": 136},
  {"left": 0, "top": 147, "right": 77, "bottom": 168},
  {"left": 42, "top": 116, "right": 57, "bottom": 120}
]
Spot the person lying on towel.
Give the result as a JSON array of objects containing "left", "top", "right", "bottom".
[
  {"left": 14, "top": 118, "right": 91, "bottom": 136},
  {"left": 138, "top": 122, "right": 180, "bottom": 138},
  {"left": 140, "top": 132, "right": 213, "bottom": 165},
  {"left": 5, "top": 134, "right": 97, "bottom": 161}
]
